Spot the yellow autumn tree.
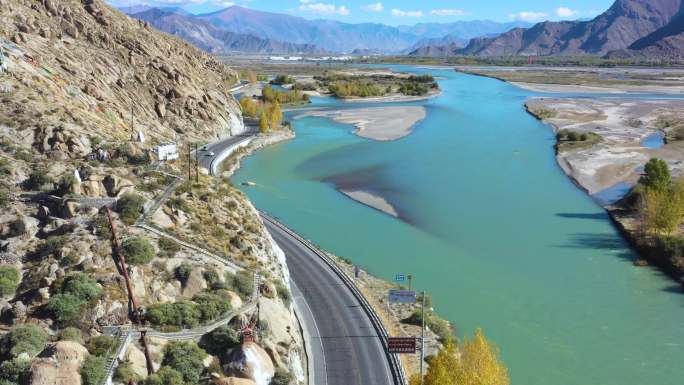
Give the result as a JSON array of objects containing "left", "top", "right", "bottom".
[
  {"left": 418, "top": 328, "right": 509, "bottom": 385},
  {"left": 423, "top": 342, "right": 459, "bottom": 385},
  {"left": 453, "top": 328, "right": 509, "bottom": 385},
  {"left": 240, "top": 97, "right": 258, "bottom": 118},
  {"left": 269, "top": 100, "right": 282, "bottom": 128},
  {"left": 258, "top": 111, "right": 269, "bottom": 133}
]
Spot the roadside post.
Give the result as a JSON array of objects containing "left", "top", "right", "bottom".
[{"left": 420, "top": 290, "right": 426, "bottom": 385}]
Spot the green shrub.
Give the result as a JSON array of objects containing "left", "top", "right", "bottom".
[
  {"left": 271, "top": 75, "right": 295, "bottom": 85},
  {"left": 25, "top": 169, "right": 52, "bottom": 191},
  {"left": 86, "top": 335, "right": 117, "bottom": 357},
  {"left": 47, "top": 293, "right": 83, "bottom": 323},
  {"left": 402, "top": 309, "right": 454, "bottom": 343},
  {"left": 161, "top": 341, "right": 206, "bottom": 384},
  {"left": 174, "top": 263, "right": 192, "bottom": 285},
  {"left": 192, "top": 292, "right": 231, "bottom": 321},
  {"left": 80, "top": 355, "right": 107, "bottom": 385},
  {"left": 58, "top": 327, "right": 83, "bottom": 343},
  {"left": 0, "top": 358, "right": 29, "bottom": 384},
  {"left": 142, "top": 366, "right": 184, "bottom": 385},
  {"left": 0, "top": 324, "right": 48, "bottom": 358},
  {"left": 270, "top": 368, "right": 294, "bottom": 385},
  {"left": 62, "top": 273, "right": 103, "bottom": 302},
  {"left": 225, "top": 270, "right": 254, "bottom": 299},
  {"left": 114, "top": 361, "right": 141, "bottom": 383},
  {"left": 90, "top": 215, "right": 111, "bottom": 239},
  {"left": 199, "top": 325, "right": 240, "bottom": 356},
  {"left": 158, "top": 237, "right": 181, "bottom": 258},
  {"left": 146, "top": 301, "right": 201, "bottom": 328},
  {"left": 203, "top": 269, "right": 222, "bottom": 289},
  {"left": 640, "top": 158, "right": 671, "bottom": 192},
  {"left": 121, "top": 236, "right": 155, "bottom": 265},
  {"left": 274, "top": 280, "right": 291, "bottom": 306},
  {"left": 36, "top": 235, "right": 67, "bottom": 257},
  {"left": 48, "top": 273, "right": 102, "bottom": 323},
  {"left": 116, "top": 192, "right": 146, "bottom": 224},
  {"left": 0, "top": 190, "right": 9, "bottom": 209},
  {"left": 0, "top": 266, "right": 20, "bottom": 298}
]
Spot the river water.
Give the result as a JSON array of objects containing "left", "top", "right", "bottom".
[{"left": 233, "top": 66, "right": 684, "bottom": 385}]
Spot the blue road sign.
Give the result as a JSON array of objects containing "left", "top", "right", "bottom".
[
  {"left": 389, "top": 290, "right": 416, "bottom": 303},
  {"left": 394, "top": 274, "right": 406, "bottom": 282}
]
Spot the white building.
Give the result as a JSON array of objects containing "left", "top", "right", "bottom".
[{"left": 155, "top": 143, "right": 179, "bottom": 161}]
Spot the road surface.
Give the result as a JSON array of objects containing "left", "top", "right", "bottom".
[
  {"left": 262, "top": 215, "right": 397, "bottom": 385},
  {"left": 196, "top": 128, "right": 256, "bottom": 174}
]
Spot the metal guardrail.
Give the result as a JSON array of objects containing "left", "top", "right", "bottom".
[{"left": 259, "top": 212, "right": 408, "bottom": 385}]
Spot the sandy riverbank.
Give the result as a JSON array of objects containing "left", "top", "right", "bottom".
[
  {"left": 341, "top": 89, "right": 442, "bottom": 103},
  {"left": 339, "top": 189, "right": 399, "bottom": 217},
  {"left": 457, "top": 66, "right": 684, "bottom": 94},
  {"left": 526, "top": 98, "right": 684, "bottom": 199},
  {"left": 300, "top": 106, "right": 426, "bottom": 141}
]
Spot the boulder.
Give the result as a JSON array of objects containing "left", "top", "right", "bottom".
[
  {"left": 3, "top": 216, "right": 39, "bottom": 239},
  {"left": 155, "top": 102, "right": 166, "bottom": 118},
  {"left": 80, "top": 180, "right": 101, "bottom": 197},
  {"left": 258, "top": 297, "right": 294, "bottom": 346},
  {"left": 222, "top": 342, "right": 274, "bottom": 384},
  {"left": 61, "top": 201, "right": 79, "bottom": 218},
  {"left": 124, "top": 345, "right": 149, "bottom": 378},
  {"left": 30, "top": 341, "right": 88, "bottom": 385},
  {"left": 182, "top": 268, "right": 207, "bottom": 298},
  {"left": 103, "top": 175, "right": 135, "bottom": 197},
  {"left": 225, "top": 290, "right": 242, "bottom": 310},
  {"left": 259, "top": 282, "right": 276, "bottom": 299}
]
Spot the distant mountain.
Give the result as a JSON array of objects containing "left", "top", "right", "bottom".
[
  {"left": 131, "top": 8, "right": 325, "bottom": 55},
  {"left": 124, "top": 5, "right": 534, "bottom": 54},
  {"left": 398, "top": 21, "right": 532, "bottom": 40},
  {"left": 608, "top": 3, "right": 684, "bottom": 59},
  {"left": 194, "top": 6, "right": 417, "bottom": 53},
  {"left": 406, "top": 35, "right": 467, "bottom": 56},
  {"left": 459, "top": 0, "right": 683, "bottom": 56}
]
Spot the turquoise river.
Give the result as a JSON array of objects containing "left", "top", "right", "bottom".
[{"left": 233, "top": 66, "right": 684, "bottom": 385}]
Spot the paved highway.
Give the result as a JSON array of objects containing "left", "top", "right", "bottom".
[
  {"left": 262, "top": 215, "right": 397, "bottom": 385},
  {"left": 196, "top": 127, "right": 257, "bottom": 174}
]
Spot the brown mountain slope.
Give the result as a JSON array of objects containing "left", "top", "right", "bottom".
[
  {"left": 0, "top": 0, "right": 243, "bottom": 154},
  {"left": 460, "top": 0, "right": 682, "bottom": 56},
  {"left": 608, "top": 5, "right": 684, "bottom": 59}
]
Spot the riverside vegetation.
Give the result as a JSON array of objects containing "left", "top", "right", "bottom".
[
  {"left": 615, "top": 158, "right": 684, "bottom": 282},
  {"left": 318, "top": 73, "right": 439, "bottom": 98}
]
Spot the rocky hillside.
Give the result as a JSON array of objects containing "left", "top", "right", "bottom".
[
  {"left": 130, "top": 8, "right": 326, "bottom": 55},
  {"left": 0, "top": 0, "right": 244, "bottom": 150},
  {"left": 460, "top": 0, "right": 682, "bottom": 56},
  {"left": 0, "top": 1, "right": 304, "bottom": 385}
]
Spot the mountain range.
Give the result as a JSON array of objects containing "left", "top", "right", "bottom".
[
  {"left": 451, "top": 0, "right": 684, "bottom": 57},
  {"left": 131, "top": 8, "right": 326, "bottom": 55},
  {"left": 123, "top": 5, "right": 530, "bottom": 54}
]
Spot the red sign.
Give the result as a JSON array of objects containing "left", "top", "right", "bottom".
[{"left": 387, "top": 337, "right": 417, "bottom": 354}]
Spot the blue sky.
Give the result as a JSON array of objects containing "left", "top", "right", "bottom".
[{"left": 107, "top": 0, "right": 615, "bottom": 24}]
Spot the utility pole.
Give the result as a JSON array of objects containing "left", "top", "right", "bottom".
[
  {"left": 194, "top": 143, "right": 199, "bottom": 183},
  {"left": 420, "top": 290, "right": 426, "bottom": 385}
]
